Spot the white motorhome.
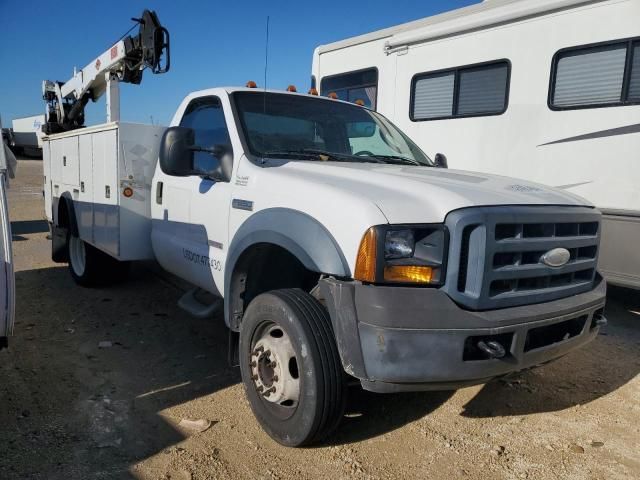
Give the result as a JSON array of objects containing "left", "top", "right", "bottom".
[
  {"left": 311, "top": 0, "right": 640, "bottom": 289},
  {"left": 12, "top": 115, "right": 45, "bottom": 157},
  {"left": 0, "top": 116, "right": 16, "bottom": 350}
]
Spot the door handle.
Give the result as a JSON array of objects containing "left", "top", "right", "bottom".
[{"left": 156, "top": 181, "right": 163, "bottom": 204}]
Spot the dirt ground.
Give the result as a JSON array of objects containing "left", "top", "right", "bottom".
[{"left": 1, "top": 158, "right": 639, "bottom": 480}]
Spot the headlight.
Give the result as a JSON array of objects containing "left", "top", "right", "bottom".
[
  {"left": 354, "top": 225, "right": 447, "bottom": 285},
  {"left": 384, "top": 230, "right": 415, "bottom": 259}
]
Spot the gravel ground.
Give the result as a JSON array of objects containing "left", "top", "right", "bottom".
[{"left": 1, "top": 158, "right": 639, "bottom": 480}]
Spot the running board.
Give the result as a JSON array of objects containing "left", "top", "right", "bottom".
[{"left": 178, "top": 288, "right": 222, "bottom": 319}]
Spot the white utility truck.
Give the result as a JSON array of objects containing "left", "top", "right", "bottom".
[
  {"left": 311, "top": 0, "right": 640, "bottom": 289},
  {"left": 43, "top": 10, "right": 607, "bottom": 446},
  {"left": 0, "top": 116, "right": 16, "bottom": 350}
]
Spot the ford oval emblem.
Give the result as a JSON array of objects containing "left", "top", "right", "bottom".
[{"left": 541, "top": 248, "right": 571, "bottom": 267}]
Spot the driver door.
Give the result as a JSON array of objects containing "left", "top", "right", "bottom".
[{"left": 151, "top": 95, "right": 234, "bottom": 296}]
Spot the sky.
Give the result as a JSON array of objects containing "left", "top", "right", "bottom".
[{"left": 0, "top": 0, "right": 477, "bottom": 128}]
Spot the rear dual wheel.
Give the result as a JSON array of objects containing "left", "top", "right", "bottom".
[
  {"left": 67, "top": 232, "right": 129, "bottom": 286},
  {"left": 239, "top": 289, "right": 346, "bottom": 447}
]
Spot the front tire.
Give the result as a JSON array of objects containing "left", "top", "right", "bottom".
[
  {"left": 67, "top": 233, "right": 129, "bottom": 286},
  {"left": 239, "top": 289, "right": 346, "bottom": 446}
]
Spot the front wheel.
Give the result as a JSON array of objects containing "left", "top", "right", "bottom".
[
  {"left": 67, "top": 233, "right": 129, "bottom": 287},
  {"left": 239, "top": 289, "right": 346, "bottom": 446}
]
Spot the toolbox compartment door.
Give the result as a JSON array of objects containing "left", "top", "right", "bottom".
[{"left": 91, "top": 129, "right": 119, "bottom": 256}]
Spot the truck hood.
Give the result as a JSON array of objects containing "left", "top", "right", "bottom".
[{"left": 275, "top": 161, "right": 592, "bottom": 223}]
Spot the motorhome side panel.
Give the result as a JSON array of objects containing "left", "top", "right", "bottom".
[
  {"left": 91, "top": 128, "right": 119, "bottom": 257},
  {"left": 599, "top": 213, "right": 640, "bottom": 289}
]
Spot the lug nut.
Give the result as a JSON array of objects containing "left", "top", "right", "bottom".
[
  {"left": 250, "top": 374, "right": 258, "bottom": 381},
  {"left": 250, "top": 361, "right": 256, "bottom": 367},
  {"left": 269, "top": 361, "right": 277, "bottom": 368},
  {"left": 273, "top": 375, "right": 278, "bottom": 382}
]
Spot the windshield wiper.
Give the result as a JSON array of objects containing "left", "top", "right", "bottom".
[
  {"left": 364, "top": 154, "right": 424, "bottom": 166},
  {"left": 263, "top": 149, "right": 385, "bottom": 163}
]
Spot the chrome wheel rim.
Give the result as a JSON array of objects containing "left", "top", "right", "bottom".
[{"left": 69, "top": 235, "right": 86, "bottom": 277}]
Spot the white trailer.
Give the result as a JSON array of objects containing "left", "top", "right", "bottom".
[
  {"left": 311, "top": 0, "right": 640, "bottom": 289},
  {"left": 12, "top": 115, "right": 45, "bottom": 157},
  {"left": 0, "top": 116, "right": 16, "bottom": 349}
]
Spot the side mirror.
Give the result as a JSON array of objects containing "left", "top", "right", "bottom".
[
  {"left": 159, "top": 126, "right": 195, "bottom": 176},
  {"left": 159, "top": 126, "right": 232, "bottom": 182},
  {"left": 434, "top": 152, "right": 448, "bottom": 168}
]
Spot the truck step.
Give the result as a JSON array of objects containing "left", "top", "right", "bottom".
[{"left": 178, "top": 288, "right": 223, "bottom": 319}]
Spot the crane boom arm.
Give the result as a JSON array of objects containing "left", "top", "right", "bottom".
[{"left": 42, "top": 9, "right": 170, "bottom": 134}]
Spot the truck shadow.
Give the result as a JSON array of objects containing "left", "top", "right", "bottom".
[
  {"left": 11, "top": 219, "right": 49, "bottom": 235},
  {"left": 461, "top": 285, "right": 640, "bottom": 418},
  {"left": 326, "top": 388, "right": 454, "bottom": 446},
  {"left": 2, "top": 264, "right": 240, "bottom": 479}
]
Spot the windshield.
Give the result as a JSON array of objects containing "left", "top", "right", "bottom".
[{"left": 233, "top": 92, "right": 433, "bottom": 166}]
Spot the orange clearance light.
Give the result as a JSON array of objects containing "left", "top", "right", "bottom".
[
  {"left": 308, "top": 87, "right": 318, "bottom": 96},
  {"left": 246, "top": 80, "right": 257, "bottom": 88},
  {"left": 354, "top": 228, "right": 377, "bottom": 282},
  {"left": 286, "top": 85, "right": 297, "bottom": 92},
  {"left": 122, "top": 186, "right": 134, "bottom": 198},
  {"left": 327, "top": 92, "right": 338, "bottom": 99},
  {"left": 384, "top": 265, "right": 434, "bottom": 284},
  {"left": 354, "top": 99, "right": 365, "bottom": 106}
]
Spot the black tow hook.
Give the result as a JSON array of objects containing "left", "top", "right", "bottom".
[{"left": 477, "top": 340, "right": 507, "bottom": 359}]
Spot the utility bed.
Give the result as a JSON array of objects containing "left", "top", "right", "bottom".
[{"left": 43, "top": 122, "right": 166, "bottom": 260}]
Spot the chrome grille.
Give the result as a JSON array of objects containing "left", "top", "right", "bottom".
[{"left": 444, "top": 206, "right": 601, "bottom": 310}]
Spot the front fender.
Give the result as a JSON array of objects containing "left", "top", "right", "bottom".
[{"left": 224, "top": 208, "right": 350, "bottom": 327}]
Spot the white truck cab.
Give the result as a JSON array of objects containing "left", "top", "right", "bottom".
[{"left": 44, "top": 87, "right": 607, "bottom": 446}]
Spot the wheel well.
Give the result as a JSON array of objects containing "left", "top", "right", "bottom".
[
  {"left": 55, "top": 196, "right": 78, "bottom": 236},
  {"left": 57, "top": 197, "right": 70, "bottom": 228},
  {"left": 228, "top": 243, "right": 321, "bottom": 330}
]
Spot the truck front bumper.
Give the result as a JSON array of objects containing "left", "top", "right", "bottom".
[{"left": 319, "top": 276, "right": 606, "bottom": 393}]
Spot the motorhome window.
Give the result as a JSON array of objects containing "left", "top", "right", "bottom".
[
  {"left": 550, "top": 38, "right": 640, "bottom": 109},
  {"left": 552, "top": 44, "right": 627, "bottom": 107},
  {"left": 180, "top": 96, "right": 232, "bottom": 172},
  {"left": 629, "top": 42, "right": 640, "bottom": 101},
  {"left": 411, "top": 61, "right": 509, "bottom": 121},
  {"left": 320, "top": 69, "right": 378, "bottom": 109}
]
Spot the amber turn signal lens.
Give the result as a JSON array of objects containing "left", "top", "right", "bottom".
[
  {"left": 246, "top": 80, "right": 257, "bottom": 88},
  {"left": 122, "top": 187, "right": 134, "bottom": 198},
  {"left": 308, "top": 87, "right": 318, "bottom": 95},
  {"left": 286, "top": 85, "right": 297, "bottom": 92},
  {"left": 384, "top": 265, "right": 433, "bottom": 284},
  {"left": 354, "top": 228, "right": 377, "bottom": 282},
  {"left": 327, "top": 92, "right": 338, "bottom": 99}
]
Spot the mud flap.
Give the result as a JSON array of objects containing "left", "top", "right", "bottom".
[{"left": 51, "top": 224, "right": 69, "bottom": 263}]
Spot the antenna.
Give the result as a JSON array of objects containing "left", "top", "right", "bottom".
[
  {"left": 263, "top": 16, "right": 270, "bottom": 115},
  {"left": 264, "top": 16, "right": 270, "bottom": 91}
]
